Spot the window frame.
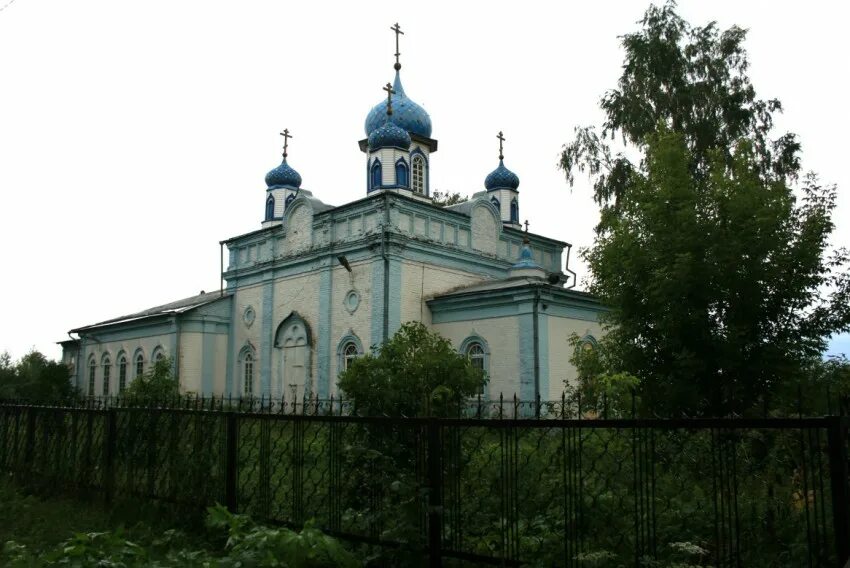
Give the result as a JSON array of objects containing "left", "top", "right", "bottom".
[
  {"left": 411, "top": 154, "right": 425, "bottom": 194},
  {"left": 102, "top": 356, "right": 111, "bottom": 396},
  {"left": 118, "top": 356, "right": 127, "bottom": 393}
]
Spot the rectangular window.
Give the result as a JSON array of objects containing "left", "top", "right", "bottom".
[
  {"left": 88, "top": 364, "right": 96, "bottom": 396},
  {"left": 119, "top": 360, "right": 127, "bottom": 393},
  {"left": 103, "top": 364, "right": 110, "bottom": 396}
]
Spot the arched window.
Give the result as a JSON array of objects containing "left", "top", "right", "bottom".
[
  {"left": 88, "top": 357, "right": 96, "bottom": 396},
  {"left": 467, "top": 343, "right": 485, "bottom": 372},
  {"left": 412, "top": 155, "right": 425, "bottom": 194},
  {"left": 102, "top": 356, "right": 111, "bottom": 396},
  {"left": 243, "top": 352, "right": 254, "bottom": 396},
  {"left": 460, "top": 336, "right": 490, "bottom": 397},
  {"left": 510, "top": 199, "right": 519, "bottom": 224},
  {"left": 395, "top": 159, "right": 409, "bottom": 187},
  {"left": 265, "top": 194, "right": 275, "bottom": 220},
  {"left": 135, "top": 353, "right": 144, "bottom": 378},
  {"left": 336, "top": 333, "right": 364, "bottom": 377},
  {"left": 490, "top": 196, "right": 500, "bottom": 211},
  {"left": 370, "top": 160, "right": 382, "bottom": 189},
  {"left": 342, "top": 342, "right": 358, "bottom": 371},
  {"left": 118, "top": 356, "right": 127, "bottom": 393},
  {"left": 285, "top": 193, "right": 296, "bottom": 209}
]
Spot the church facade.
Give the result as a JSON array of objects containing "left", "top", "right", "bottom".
[{"left": 60, "top": 31, "right": 604, "bottom": 402}]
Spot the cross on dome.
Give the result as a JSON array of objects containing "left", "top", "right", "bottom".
[
  {"left": 497, "top": 131, "right": 505, "bottom": 160},
  {"left": 383, "top": 82, "right": 395, "bottom": 116},
  {"left": 391, "top": 23, "right": 404, "bottom": 71},
  {"left": 280, "top": 128, "right": 293, "bottom": 159}
]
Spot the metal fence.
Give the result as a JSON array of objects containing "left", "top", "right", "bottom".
[
  {"left": 16, "top": 390, "right": 850, "bottom": 419},
  {"left": 0, "top": 403, "right": 848, "bottom": 567}
]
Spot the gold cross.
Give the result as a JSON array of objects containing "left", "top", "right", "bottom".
[
  {"left": 497, "top": 131, "right": 505, "bottom": 160},
  {"left": 390, "top": 23, "right": 404, "bottom": 70},
  {"left": 280, "top": 128, "right": 293, "bottom": 159},
  {"left": 383, "top": 82, "right": 395, "bottom": 116}
]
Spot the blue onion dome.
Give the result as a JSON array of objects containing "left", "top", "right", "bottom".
[
  {"left": 368, "top": 119, "right": 411, "bottom": 150},
  {"left": 485, "top": 159, "right": 520, "bottom": 191},
  {"left": 364, "top": 71, "right": 432, "bottom": 138},
  {"left": 265, "top": 158, "right": 302, "bottom": 189}
]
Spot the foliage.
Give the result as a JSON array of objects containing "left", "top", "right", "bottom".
[
  {"left": 559, "top": 2, "right": 850, "bottom": 416},
  {"left": 337, "top": 322, "right": 485, "bottom": 417},
  {"left": 560, "top": 1, "right": 800, "bottom": 206},
  {"left": 206, "top": 505, "right": 359, "bottom": 568},
  {"left": 0, "top": 350, "right": 76, "bottom": 402},
  {"left": 431, "top": 190, "right": 468, "bottom": 207},
  {"left": 567, "top": 333, "right": 639, "bottom": 417},
  {"left": 0, "top": 479, "right": 358, "bottom": 567},
  {"left": 124, "top": 356, "right": 179, "bottom": 401}
]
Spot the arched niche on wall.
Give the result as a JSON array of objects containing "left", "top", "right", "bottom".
[{"left": 274, "top": 312, "right": 313, "bottom": 403}]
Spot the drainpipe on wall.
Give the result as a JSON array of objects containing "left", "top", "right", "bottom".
[
  {"left": 220, "top": 242, "right": 224, "bottom": 296},
  {"left": 173, "top": 314, "right": 181, "bottom": 385},
  {"left": 532, "top": 287, "right": 541, "bottom": 418},
  {"left": 564, "top": 244, "right": 577, "bottom": 290},
  {"left": 382, "top": 193, "right": 390, "bottom": 344},
  {"left": 68, "top": 332, "right": 81, "bottom": 391}
]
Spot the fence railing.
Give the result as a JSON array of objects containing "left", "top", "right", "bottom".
[
  {"left": 8, "top": 390, "right": 848, "bottom": 419},
  {"left": 0, "top": 403, "right": 848, "bottom": 567}
]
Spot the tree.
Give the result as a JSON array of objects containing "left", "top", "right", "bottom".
[
  {"left": 337, "top": 322, "right": 485, "bottom": 417},
  {"left": 431, "top": 190, "right": 468, "bottom": 207},
  {"left": 0, "top": 350, "right": 76, "bottom": 402},
  {"left": 124, "top": 356, "right": 179, "bottom": 401},
  {"left": 560, "top": 3, "right": 850, "bottom": 415}
]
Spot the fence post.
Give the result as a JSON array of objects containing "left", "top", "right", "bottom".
[
  {"left": 426, "top": 420, "right": 443, "bottom": 568},
  {"left": 225, "top": 412, "right": 238, "bottom": 513},
  {"left": 103, "top": 409, "right": 117, "bottom": 503},
  {"left": 25, "top": 407, "right": 36, "bottom": 476},
  {"left": 826, "top": 416, "right": 850, "bottom": 565}
]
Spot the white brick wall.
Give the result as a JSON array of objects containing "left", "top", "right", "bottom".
[
  {"left": 430, "top": 318, "right": 521, "bottom": 397},
  {"left": 547, "top": 317, "right": 604, "bottom": 397},
  {"left": 399, "top": 261, "right": 485, "bottom": 326},
  {"left": 471, "top": 202, "right": 500, "bottom": 255}
]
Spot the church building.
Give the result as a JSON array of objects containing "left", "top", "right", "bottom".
[{"left": 60, "top": 26, "right": 604, "bottom": 403}]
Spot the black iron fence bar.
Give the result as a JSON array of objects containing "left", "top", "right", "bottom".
[
  {"left": 1, "top": 402, "right": 844, "bottom": 430},
  {"left": 826, "top": 415, "right": 850, "bottom": 565}
]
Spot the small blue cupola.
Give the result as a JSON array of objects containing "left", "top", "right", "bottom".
[
  {"left": 365, "top": 71, "right": 432, "bottom": 139},
  {"left": 485, "top": 131, "right": 521, "bottom": 227},
  {"left": 368, "top": 120, "right": 411, "bottom": 151},
  {"left": 263, "top": 128, "right": 303, "bottom": 227},
  {"left": 510, "top": 235, "right": 546, "bottom": 279},
  {"left": 265, "top": 158, "right": 302, "bottom": 190},
  {"left": 484, "top": 160, "right": 520, "bottom": 191}
]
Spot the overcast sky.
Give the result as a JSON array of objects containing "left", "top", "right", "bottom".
[{"left": 1, "top": 0, "right": 848, "bottom": 361}]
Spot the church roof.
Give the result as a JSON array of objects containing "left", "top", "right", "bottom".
[
  {"left": 71, "top": 291, "right": 231, "bottom": 333},
  {"left": 429, "top": 278, "right": 601, "bottom": 307}
]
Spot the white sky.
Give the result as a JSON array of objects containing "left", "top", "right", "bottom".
[{"left": 1, "top": 0, "right": 848, "bottom": 361}]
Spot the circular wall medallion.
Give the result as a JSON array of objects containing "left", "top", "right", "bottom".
[
  {"left": 344, "top": 290, "right": 360, "bottom": 314},
  {"left": 243, "top": 306, "right": 256, "bottom": 327}
]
